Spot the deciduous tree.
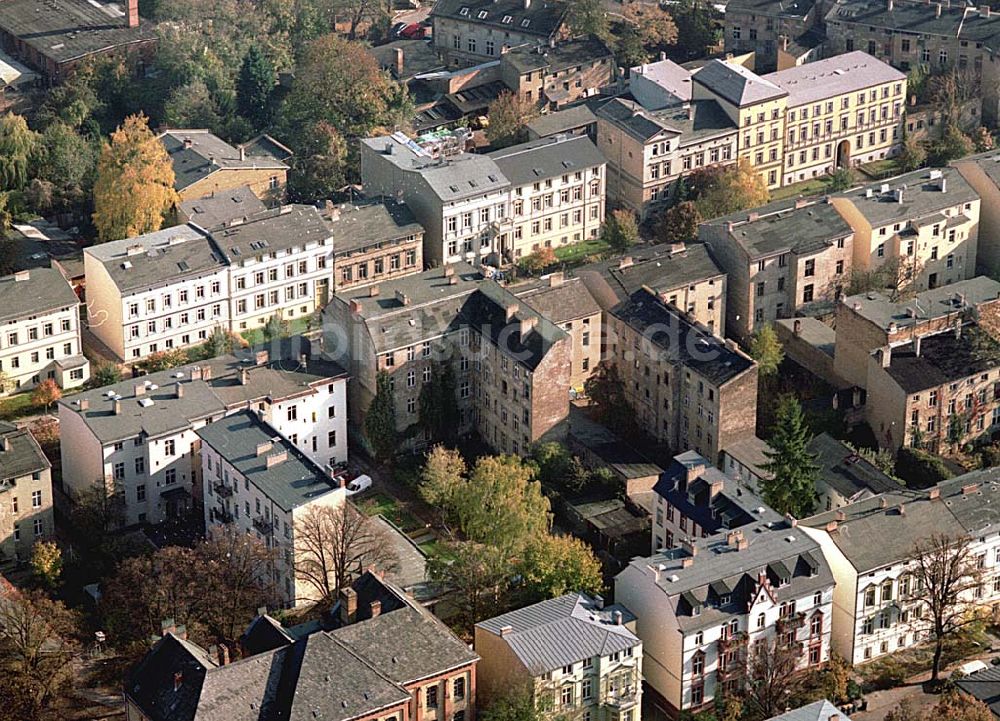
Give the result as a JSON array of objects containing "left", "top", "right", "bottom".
[
  {"left": 455, "top": 456, "right": 550, "bottom": 551},
  {"left": 690, "top": 159, "right": 769, "bottom": 219},
  {"left": 761, "top": 395, "right": 818, "bottom": 518},
  {"left": 287, "top": 121, "right": 349, "bottom": 203},
  {"left": 657, "top": 200, "right": 702, "bottom": 243},
  {"left": 623, "top": 2, "right": 678, "bottom": 48},
  {"left": 419, "top": 445, "right": 467, "bottom": 526},
  {"left": 29, "top": 542, "right": 62, "bottom": 592},
  {"left": 486, "top": 91, "right": 538, "bottom": 149},
  {"left": 516, "top": 534, "right": 602, "bottom": 603},
  {"left": 565, "top": 0, "right": 610, "bottom": 39},
  {"left": 31, "top": 380, "right": 61, "bottom": 415},
  {"left": 749, "top": 324, "right": 784, "bottom": 377},
  {"left": 0, "top": 112, "right": 38, "bottom": 192},
  {"left": 427, "top": 541, "right": 512, "bottom": 629},
  {"left": 933, "top": 690, "right": 994, "bottom": 721},
  {"left": 601, "top": 209, "right": 639, "bottom": 252},
  {"left": 517, "top": 246, "right": 557, "bottom": 276},
  {"left": 364, "top": 370, "right": 397, "bottom": 464},
  {"left": 92, "top": 114, "right": 178, "bottom": 242},
  {"left": 898, "top": 132, "right": 928, "bottom": 172},
  {"left": 742, "top": 636, "right": 805, "bottom": 721}
]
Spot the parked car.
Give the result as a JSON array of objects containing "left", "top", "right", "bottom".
[
  {"left": 400, "top": 23, "right": 425, "bottom": 39},
  {"left": 345, "top": 474, "right": 373, "bottom": 496},
  {"left": 391, "top": 21, "right": 408, "bottom": 37}
]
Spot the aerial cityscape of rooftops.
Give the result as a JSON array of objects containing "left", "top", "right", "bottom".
[{"left": 12, "top": 0, "right": 1000, "bottom": 719}]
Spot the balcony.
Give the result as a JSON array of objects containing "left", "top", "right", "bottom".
[
  {"left": 212, "top": 507, "right": 234, "bottom": 524},
  {"left": 214, "top": 482, "right": 233, "bottom": 498},
  {"left": 776, "top": 612, "right": 807, "bottom": 633},
  {"left": 253, "top": 516, "right": 274, "bottom": 535},
  {"left": 605, "top": 688, "right": 639, "bottom": 710},
  {"left": 718, "top": 631, "right": 748, "bottom": 650}
]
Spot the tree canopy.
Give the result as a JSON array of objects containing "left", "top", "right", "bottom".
[
  {"left": 485, "top": 92, "right": 538, "bottom": 150},
  {"left": 364, "top": 371, "right": 398, "bottom": 464},
  {"left": 749, "top": 324, "right": 784, "bottom": 377},
  {"left": 688, "top": 160, "right": 770, "bottom": 219},
  {"left": 761, "top": 395, "right": 818, "bottom": 518}
]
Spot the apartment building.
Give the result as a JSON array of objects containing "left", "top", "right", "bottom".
[
  {"left": 700, "top": 197, "right": 855, "bottom": 341},
  {"left": 0, "top": 267, "right": 88, "bottom": 395},
  {"left": 513, "top": 273, "right": 602, "bottom": 392},
  {"left": 616, "top": 518, "right": 835, "bottom": 716},
  {"left": 693, "top": 60, "right": 788, "bottom": 189},
  {"left": 360, "top": 134, "right": 511, "bottom": 268},
  {"left": 126, "top": 572, "right": 478, "bottom": 721},
  {"left": 222, "top": 205, "right": 335, "bottom": 330},
  {"left": 721, "top": 435, "right": 773, "bottom": 490},
  {"left": 159, "top": 129, "right": 291, "bottom": 204},
  {"left": 430, "top": 0, "right": 568, "bottom": 65},
  {"left": 802, "top": 470, "right": 1000, "bottom": 665},
  {"left": 324, "top": 263, "right": 571, "bottom": 457},
  {"left": 475, "top": 593, "right": 642, "bottom": 721},
  {"left": 0, "top": 422, "right": 53, "bottom": 565},
  {"left": 630, "top": 57, "right": 694, "bottom": 111},
  {"left": 498, "top": 35, "right": 615, "bottom": 109},
  {"left": 651, "top": 451, "right": 778, "bottom": 554},
  {"left": 762, "top": 53, "right": 906, "bottom": 185},
  {"left": 84, "top": 225, "right": 230, "bottom": 362},
  {"left": 578, "top": 243, "right": 728, "bottom": 335},
  {"left": 488, "top": 135, "right": 606, "bottom": 261},
  {"left": 594, "top": 285, "right": 759, "bottom": 465},
  {"left": 833, "top": 276, "right": 1000, "bottom": 389},
  {"left": 198, "top": 411, "right": 346, "bottom": 607},
  {"left": 824, "top": 0, "right": 1000, "bottom": 124},
  {"left": 953, "top": 151, "right": 1000, "bottom": 276},
  {"left": 724, "top": 0, "right": 822, "bottom": 71},
  {"left": 830, "top": 167, "right": 980, "bottom": 293},
  {"left": 58, "top": 346, "right": 347, "bottom": 526},
  {"left": 177, "top": 185, "right": 266, "bottom": 228},
  {"left": 328, "top": 200, "right": 425, "bottom": 292},
  {"left": 596, "top": 97, "right": 738, "bottom": 218},
  {"left": 866, "top": 322, "right": 1000, "bottom": 452}
]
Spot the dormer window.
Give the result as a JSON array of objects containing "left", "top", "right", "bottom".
[
  {"left": 521, "top": 18, "right": 530, "bottom": 26},
  {"left": 502, "top": 14, "right": 512, "bottom": 22},
  {"left": 719, "top": 594, "right": 731, "bottom": 606},
  {"left": 692, "top": 605, "right": 701, "bottom": 616},
  {"left": 459, "top": 6, "right": 469, "bottom": 14},
  {"left": 478, "top": 10, "right": 488, "bottom": 18}
]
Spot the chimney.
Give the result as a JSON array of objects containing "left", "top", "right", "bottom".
[
  {"left": 79, "top": 398, "right": 89, "bottom": 411},
  {"left": 685, "top": 460, "right": 705, "bottom": 483},
  {"left": 687, "top": 104, "right": 694, "bottom": 121},
  {"left": 888, "top": 0, "right": 893, "bottom": 10},
  {"left": 240, "top": 368, "right": 249, "bottom": 386},
  {"left": 914, "top": 335, "right": 922, "bottom": 356},
  {"left": 795, "top": 197, "right": 810, "bottom": 209},
  {"left": 680, "top": 537, "right": 698, "bottom": 557},
  {"left": 879, "top": 497, "right": 889, "bottom": 509},
  {"left": 175, "top": 382, "right": 184, "bottom": 399},
  {"left": 126, "top": 244, "right": 144, "bottom": 257},
  {"left": 500, "top": 625, "right": 513, "bottom": 637},
  {"left": 523, "top": 0, "right": 530, "bottom": 8},
  {"left": 880, "top": 345, "right": 892, "bottom": 368},
  {"left": 726, "top": 529, "right": 744, "bottom": 548},
  {"left": 161, "top": 618, "right": 176, "bottom": 637},
  {"left": 256, "top": 441, "right": 273, "bottom": 457},
  {"left": 0, "top": 437, "right": 9, "bottom": 453},
  {"left": 203, "top": 365, "right": 212, "bottom": 381},
  {"left": 785, "top": 513, "right": 798, "bottom": 528},
  {"left": 443, "top": 265, "right": 455, "bottom": 278},
  {"left": 940, "top": 177, "right": 947, "bottom": 192},
  {"left": 897, "top": 503, "right": 906, "bottom": 516},
  {"left": 13, "top": 270, "right": 29, "bottom": 282},
  {"left": 548, "top": 271, "right": 564, "bottom": 287},
  {"left": 505, "top": 303, "right": 520, "bottom": 322},
  {"left": 929, "top": 487, "right": 941, "bottom": 500},
  {"left": 963, "top": 483, "right": 979, "bottom": 495},
  {"left": 709, "top": 478, "right": 725, "bottom": 498},
  {"left": 748, "top": 212, "right": 760, "bottom": 222},
  {"left": 982, "top": 5, "right": 991, "bottom": 17},
  {"left": 936, "top": 3, "right": 942, "bottom": 17},
  {"left": 955, "top": 320, "right": 963, "bottom": 340},
  {"left": 825, "top": 520, "right": 839, "bottom": 532},
  {"left": 349, "top": 299, "right": 363, "bottom": 314},
  {"left": 217, "top": 643, "right": 230, "bottom": 666},
  {"left": 520, "top": 315, "right": 538, "bottom": 339},
  {"left": 255, "top": 349, "right": 269, "bottom": 366},
  {"left": 300, "top": 353, "right": 308, "bottom": 370},
  {"left": 369, "top": 285, "right": 380, "bottom": 297},
  {"left": 835, "top": 510, "right": 847, "bottom": 521},
  {"left": 266, "top": 451, "right": 288, "bottom": 468},
  {"left": 618, "top": 256, "right": 634, "bottom": 269},
  {"left": 613, "top": 610, "right": 623, "bottom": 625},
  {"left": 370, "top": 600, "right": 382, "bottom": 618},
  {"left": 114, "top": 399, "right": 122, "bottom": 416},
  {"left": 593, "top": 594, "right": 605, "bottom": 609},
  {"left": 183, "top": 137, "right": 193, "bottom": 149},
  {"left": 339, "top": 587, "right": 358, "bottom": 625},
  {"left": 394, "top": 47, "right": 405, "bottom": 77},
  {"left": 190, "top": 366, "right": 203, "bottom": 381},
  {"left": 394, "top": 289, "right": 409, "bottom": 306},
  {"left": 127, "top": 0, "right": 139, "bottom": 28},
  {"left": 794, "top": 319, "right": 802, "bottom": 336},
  {"left": 135, "top": 383, "right": 145, "bottom": 397},
  {"left": 239, "top": 146, "right": 246, "bottom": 162},
  {"left": 682, "top": 557, "right": 695, "bottom": 568}
]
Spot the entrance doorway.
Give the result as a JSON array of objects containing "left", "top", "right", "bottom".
[{"left": 836, "top": 140, "right": 851, "bottom": 168}]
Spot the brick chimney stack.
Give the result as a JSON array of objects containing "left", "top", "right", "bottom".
[{"left": 127, "top": 0, "right": 139, "bottom": 28}]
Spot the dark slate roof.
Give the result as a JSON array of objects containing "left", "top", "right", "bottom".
[
  {"left": 956, "top": 666, "right": 1000, "bottom": 719},
  {"left": 726, "top": 0, "right": 816, "bottom": 18},
  {"left": 488, "top": 135, "right": 606, "bottom": 186},
  {"left": 513, "top": 276, "right": 602, "bottom": 324},
  {"left": 328, "top": 571, "right": 416, "bottom": 629},
  {"left": 767, "top": 700, "right": 851, "bottom": 721},
  {"left": 608, "top": 288, "right": 756, "bottom": 386},
  {"left": 430, "top": 0, "right": 568, "bottom": 39},
  {"left": 762, "top": 52, "right": 905, "bottom": 108},
  {"left": 526, "top": 103, "right": 599, "bottom": 138},
  {"left": 576, "top": 243, "right": 725, "bottom": 300},
  {"left": 210, "top": 205, "right": 331, "bottom": 257},
  {"left": 622, "top": 519, "right": 833, "bottom": 632},
  {"left": 595, "top": 98, "right": 736, "bottom": 144},
  {"left": 693, "top": 60, "right": 786, "bottom": 107},
  {"left": 159, "top": 130, "right": 289, "bottom": 192},
  {"left": 178, "top": 186, "right": 266, "bottom": 229},
  {"left": 125, "top": 633, "right": 218, "bottom": 721},
  {"left": 834, "top": 166, "right": 978, "bottom": 227},
  {"left": 240, "top": 613, "right": 294, "bottom": 658},
  {"left": 502, "top": 34, "right": 613, "bottom": 75},
  {"left": 826, "top": 0, "right": 1000, "bottom": 51},
  {"left": 842, "top": 276, "right": 1000, "bottom": 332},
  {"left": 704, "top": 198, "right": 853, "bottom": 258},
  {"left": 326, "top": 200, "right": 424, "bottom": 256},
  {"left": 196, "top": 411, "right": 341, "bottom": 512},
  {"left": 371, "top": 39, "right": 446, "bottom": 81},
  {"left": 194, "top": 646, "right": 290, "bottom": 721},
  {"left": 476, "top": 593, "right": 640, "bottom": 674},
  {"left": 883, "top": 327, "right": 1000, "bottom": 394},
  {"left": 0, "top": 0, "right": 156, "bottom": 66},
  {"left": 653, "top": 451, "right": 776, "bottom": 535},
  {"left": 0, "top": 426, "right": 51, "bottom": 483},
  {"left": 0, "top": 267, "right": 79, "bottom": 323},
  {"left": 808, "top": 433, "right": 900, "bottom": 500},
  {"left": 83, "top": 225, "right": 226, "bottom": 295}
]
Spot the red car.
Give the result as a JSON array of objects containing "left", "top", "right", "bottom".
[{"left": 400, "top": 23, "right": 425, "bottom": 39}]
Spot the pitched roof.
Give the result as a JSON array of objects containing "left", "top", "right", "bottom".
[
  {"left": 833, "top": 166, "right": 978, "bottom": 227},
  {"left": 210, "top": 205, "right": 331, "bottom": 257},
  {"left": 595, "top": 97, "right": 736, "bottom": 145},
  {"left": 488, "top": 135, "right": 606, "bottom": 186},
  {"left": 178, "top": 186, "right": 266, "bottom": 229},
  {"left": 693, "top": 60, "right": 787, "bottom": 107},
  {"left": 841, "top": 276, "right": 1000, "bottom": 332},
  {"left": 502, "top": 34, "right": 613, "bottom": 75},
  {"left": 158, "top": 130, "right": 290, "bottom": 192},
  {"left": 882, "top": 327, "right": 1000, "bottom": 394},
  {"left": 768, "top": 700, "right": 851, "bottom": 721},
  {"left": 0, "top": 267, "right": 79, "bottom": 324},
  {"left": 430, "top": 0, "right": 568, "bottom": 38},
  {"left": 727, "top": 0, "right": 817, "bottom": 18},
  {"left": 826, "top": 0, "right": 1000, "bottom": 51},
  {"left": 722, "top": 435, "right": 774, "bottom": 480},
  {"left": 513, "top": 276, "right": 602, "bottom": 324},
  {"left": 703, "top": 198, "right": 854, "bottom": 259},
  {"left": 125, "top": 633, "right": 217, "bottom": 721},
  {"left": 0, "top": 0, "right": 156, "bottom": 66},
  {"left": 762, "top": 51, "right": 905, "bottom": 108},
  {"left": 576, "top": 242, "right": 725, "bottom": 300},
  {"left": 326, "top": 200, "right": 424, "bottom": 257},
  {"left": 630, "top": 58, "right": 694, "bottom": 105},
  {"left": 956, "top": 666, "right": 1000, "bottom": 719},
  {"left": 526, "top": 103, "right": 599, "bottom": 138},
  {"left": 808, "top": 433, "right": 900, "bottom": 500},
  {"left": 0, "top": 425, "right": 51, "bottom": 483},
  {"left": 476, "top": 593, "right": 640, "bottom": 674}
]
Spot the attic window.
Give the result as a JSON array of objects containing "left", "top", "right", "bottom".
[
  {"left": 449, "top": 185, "right": 459, "bottom": 193},
  {"left": 177, "top": 261, "right": 190, "bottom": 272},
  {"left": 122, "top": 261, "right": 133, "bottom": 270},
  {"left": 469, "top": 179, "right": 477, "bottom": 187},
  {"left": 478, "top": 10, "right": 488, "bottom": 18},
  {"left": 488, "top": 174, "right": 498, "bottom": 182},
  {"left": 532, "top": 168, "right": 544, "bottom": 176},
  {"left": 692, "top": 605, "right": 701, "bottom": 616},
  {"left": 521, "top": 18, "right": 530, "bottom": 26},
  {"left": 502, "top": 14, "right": 513, "bottom": 22},
  {"left": 459, "top": 6, "right": 469, "bottom": 14}
]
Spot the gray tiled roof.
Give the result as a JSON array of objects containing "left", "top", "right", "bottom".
[
  {"left": 211, "top": 205, "right": 331, "bottom": 257},
  {"left": 0, "top": 0, "right": 156, "bottom": 66},
  {"left": 722, "top": 435, "right": 774, "bottom": 479},
  {"left": 630, "top": 58, "right": 693, "bottom": 104},
  {"left": 502, "top": 34, "right": 613, "bottom": 75},
  {"left": 360, "top": 135, "right": 510, "bottom": 203},
  {"left": 431, "top": 0, "right": 568, "bottom": 38},
  {"left": 513, "top": 276, "right": 602, "bottom": 324},
  {"left": 956, "top": 666, "right": 1000, "bottom": 719},
  {"left": 488, "top": 135, "right": 606, "bottom": 187},
  {"left": 196, "top": 411, "right": 341, "bottom": 512},
  {"left": 704, "top": 198, "right": 854, "bottom": 258},
  {"left": 727, "top": 0, "right": 816, "bottom": 18},
  {"left": 768, "top": 700, "right": 850, "bottom": 721},
  {"left": 0, "top": 426, "right": 50, "bottom": 483},
  {"left": 0, "top": 266, "right": 79, "bottom": 324},
  {"left": 882, "top": 328, "right": 1000, "bottom": 394},
  {"left": 159, "top": 130, "right": 289, "bottom": 192},
  {"left": 526, "top": 103, "right": 599, "bottom": 138},
  {"left": 125, "top": 633, "right": 218, "bottom": 721},
  {"left": 826, "top": 0, "right": 1000, "bottom": 51},
  {"left": 841, "top": 276, "right": 1000, "bottom": 332},
  {"left": 762, "top": 52, "right": 905, "bottom": 108},
  {"left": 809, "top": 433, "right": 900, "bottom": 500},
  {"left": 833, "top": 166, "right": 978, "bottom": 227},
  {"left": 576, "top": 243, "right": 725, "bottom": 300},
  {"left": 178, "top": 186, "right": 266, "bottom": 229},
  {"left": 84, "top": 225, "right": 225, "bottom": 295},
  {"left": 326, "top": 200, "right": 424, "bottom": 256},
  {"left": 595, "top": 98, "right": 736, "bottom": 145},
  {"left": 693, "top": 60, "right": 787, "bottom": 107},
  {"left": 477, "top": 593, "right": 640, "bottom": 674}
]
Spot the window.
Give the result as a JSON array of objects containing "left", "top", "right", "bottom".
[
  {"left": 137, "top": 484, "right": 146, "bottom": 502},
  {"left": 453, "top": 677, "right": 465, "bottom": 700},
  {"left": 757, "top": 612, "right": 766, "bottom": 629},
  {"left": 287, "top": 405, "right": 298, "bottom": 422},
  {"left": 426, "top": 686, "right": 438, "bottom": 708},
  {"left": 560, "top": 687, "right": 573, "bottom": 706},
  {"left": 692, "top": 652, "right": 705, "bottom": 676},
  {"left": 31, "top": 490, "right": 42, "bottom": 508},
  {"left": 135, "top": 457, "right": 145, "bottom": 474},
  {"left": 864, "top": 586, "right": 876, "bottom": 607},
  {"left": 881, "top": 580, "right": 893, "bottom": 601},
  {"left": 33, "top": 518, "right": 43, "bottom": 536},
  {"left": 165, "top": 469, "right": 176, "bottom": 485}
]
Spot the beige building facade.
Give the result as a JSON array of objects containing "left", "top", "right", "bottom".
[{"left": 0, "top": 423, "right": 54, "bottom": 566}]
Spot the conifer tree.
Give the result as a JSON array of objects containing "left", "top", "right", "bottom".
[{"left": 761, "top": 395, "right": 818, "bottom": 517}]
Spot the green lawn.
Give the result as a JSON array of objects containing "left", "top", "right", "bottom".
[
  {"left": 553, "top": 237, "right": 612, "bottom": 264},
  {"left": 419, "top": 538, "right": 457, "bottom": 561},
  {"left": 770, "top": 177, "right": 835, "bottom": 201},
  {"left": 0, "top": 393, "right": 38, "bottom": 421},
  {"left": 357, "top": 491, "right": 423, "bottom": 533},
  {"left": 858, "top": 157, "right": 904, "bottom": 180},
  {"left": 240, "top": 316, "right": 316, "bottom": 346}
]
